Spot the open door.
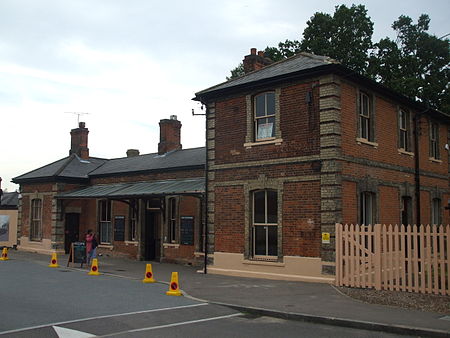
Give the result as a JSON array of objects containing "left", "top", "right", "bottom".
[{"left": 144, "top": 211, "right": 160, "bottom": 261}]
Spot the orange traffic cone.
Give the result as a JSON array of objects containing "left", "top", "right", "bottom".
[
  {"left": 88, "top": 258, "right": 100, "bottom": 276},
  {"left": 166, "top": 272, "right": 182, "bottom": 296},
  {"left": 48, "top": 252, "right": 59, "bottom": 268},
  {"left": 0, "top": 247, "right": 8, "bottom": 261},
  {"left": 142, "top": 263, "right": 156, "bottom": 283}
]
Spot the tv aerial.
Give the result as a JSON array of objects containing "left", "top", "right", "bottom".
[{"left": 65, "top": 112, "right": 90, "bottom": 125}]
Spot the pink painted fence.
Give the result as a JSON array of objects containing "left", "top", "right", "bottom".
[{"left": 335, "top": 223, "right": 449, "bottom": 295}]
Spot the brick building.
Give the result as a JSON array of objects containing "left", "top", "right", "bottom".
[
  {"left": 194, "top": 49, "right": 450, "bottom": 282},
  {"left": 13, "top": 116, "right": 206, "bottom": 264}
]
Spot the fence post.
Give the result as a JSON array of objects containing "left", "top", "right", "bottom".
[
  {"left": 335, "top": 223, "right": 341, "bottom": 286},
  {"left": 374, "top": 224, "right": 382, "bottom": 290}
]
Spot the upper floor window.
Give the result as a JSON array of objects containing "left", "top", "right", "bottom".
[
  {"left": 254, "top": 92, "right": 275, "bottom": 140},
  {"left": 252, "top": 189, "right": 278, "bottom": 257},
  {"left": 429, "top": 121, "right": 440, "bottom": 160},
  {"left": 98, "top": 199, "right": 112, "bottom": 244},
  {"left": 30, "top": 198, "right": 42, "bottom": 241},
  {"left": 360, "top": 191, "right": 376, "bottom": 225},
  {"left": 358, "top": 91, "right": 374, "bottom": 142},
  {"left": 399, "top": 109, "right": 411, "bottom": 152}
]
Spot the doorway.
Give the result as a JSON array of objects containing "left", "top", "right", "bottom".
[
  {"left": 144, "top": 211, "right": 160, "bottom": 261},
  {"left": 65, "top": 213, "right": 80, "bottom": 253}
]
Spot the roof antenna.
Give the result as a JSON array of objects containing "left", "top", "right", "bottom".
[{"left": 65, "top": 112, "right": 90, "bottom": 125}]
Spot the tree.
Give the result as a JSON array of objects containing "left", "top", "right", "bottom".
[
  {"left": 368, "top": 15, "right": 450, "bottom": 111},
  {"left": 227, "top": 62, "right": 244, "bottom": 80}
]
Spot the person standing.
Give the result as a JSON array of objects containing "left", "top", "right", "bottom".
[{"left": 85, "top": 229, "right": 98, "bottom": 265}]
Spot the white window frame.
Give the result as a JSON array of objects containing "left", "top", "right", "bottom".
[
  {"left": 359, "top": 91, "right": 372, "bottom": 141},
  {"left": 252, "top": 189, "right": 278, "bottom": 258},
  {"left": 98, "top": 199, "right": 112, "bottom": 244},
  {"left": 254, "top": 92, "right": 276, "bottom": 141},
  {"left": 30, "top": 198, "right": 42, "bottom": 241},
  {"left": 399, "top": 109, "right": 411, "bottom": 151},
  {"left": 429, "top": 121, "right": 440, "bottom": 159},
  {"left": 167, "top": 197, "right": 178, "bottom": 243},
  {"left": 431, "top": 198, "right": 441, "bottom": 225},
  {"left": 360, "top": 192, "right": 376, "bottom": 225}
]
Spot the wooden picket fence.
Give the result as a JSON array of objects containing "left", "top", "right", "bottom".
[{"left": 335, "top": 223, "right": 449, "bottom": 295}]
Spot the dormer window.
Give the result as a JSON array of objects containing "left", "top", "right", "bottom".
[{"left": 254, "top": 92, "right": 275, "bottom": 140}]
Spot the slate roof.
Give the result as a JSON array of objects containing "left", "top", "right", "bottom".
[
  {"left": 56, "top": 177, "right": 205, "bottom": 199},
  {"left": 89, "top": 147, "right": 205, "bottom": 177},
  {"left": 195, "top": 52, "right": 337, "bottom": 98},
  {"left": 12, "top": 154, "right": 107, "bottom": 183},
  {"left": 0, "top": 192, "right": 19, "bottom": 209},
  {"left": 13, "top": 147, "right": 205, "bottom": 183}
]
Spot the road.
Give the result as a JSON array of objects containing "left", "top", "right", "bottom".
[{"left": 0, "top": 257, "right": 410, "bottom": 337}]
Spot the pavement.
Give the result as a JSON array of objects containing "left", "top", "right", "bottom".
[{"left": 6, "top": 250, "right": 450, "bottom": 337}]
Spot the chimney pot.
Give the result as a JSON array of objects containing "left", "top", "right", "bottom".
[
  {"left": 257, "top": 51, "right": 264, "bottom": 57},
  {"left": 79, "top": 122, "right": 85, "bottom": 128},
  {"left": 250, "top": 48, "right": 257, "bottom": 55},
  {"left": 170, "top": 115, "right": 177, "bottom": 120},
  {"left": 126, "top": 149, "right": 140, "bottom": 157}
]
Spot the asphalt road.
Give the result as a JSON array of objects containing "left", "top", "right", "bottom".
[{"left": 0, "top": 258, "right": 409, "bottom": 337}]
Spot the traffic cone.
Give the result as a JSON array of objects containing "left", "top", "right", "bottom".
[
  {"left": 142, "top": 263, "right": 156, "bottom": 283},
  {"left": 88, "top": 258, "right": 100, "bottom": 276},
  {"left": 0, "top": 247, "right": 8, "bottom": 261},
  {"left": 48, "top": 252, "right": 59, "bottom": 268},
  {"left": 166, "top": 272, "right": 182, "bottom": 296}
]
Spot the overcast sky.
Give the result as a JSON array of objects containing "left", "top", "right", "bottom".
[{"left": 1, "top": 0, "right": 449, "bottom": 192}]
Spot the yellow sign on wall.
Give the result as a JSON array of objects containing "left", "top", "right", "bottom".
[{"left": 322, "top": 232, "right": 330, "bottom": 244}]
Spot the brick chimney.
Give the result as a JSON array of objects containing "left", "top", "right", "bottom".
[
  {"left": 243, "top": 48, "right": 272, "bottom": 74},
  {"left": 70, "top": 122, "right": 89, "bottom": 159},
  {"left": 158, "top": 115, "right": 182, "bottom": 155},
  {"left": 126, "top": 149, "right": 140, "bottom": 157}
]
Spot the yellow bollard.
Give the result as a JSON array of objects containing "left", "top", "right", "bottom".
[
  {"left": 142, "top": 263, "right": 156, "bottom": 283},
  {"left": 0, "top": 247, "right": 8, "bottom": 261},
  {"left": 166, "top": 272, "right": 182, "bottom": 296},
  {"left": 48, "top": 252, "right": 59, "bottom": 268},
  {"left": 88, "top": 258, "right": 100, "bottom": 276}
]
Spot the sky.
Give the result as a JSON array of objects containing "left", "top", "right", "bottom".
[{"left": 1, "top": 0, "right": 449, "bottom": 192}]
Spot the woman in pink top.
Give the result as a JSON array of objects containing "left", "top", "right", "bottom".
[{"left": 85, "top": 229, "right": 97, "bottom": 264}]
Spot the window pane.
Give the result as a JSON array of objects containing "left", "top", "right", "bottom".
[
  {"left": 254, "top": 191, "right": 265, "bottom": 223},
  {"left": 255, "top": 95, "right": 265, "bottom": 117},
  {"left": 267, "top": 190, "right": 277, "bottom": 223},
  {"left": 266, "top": 92, "right": 275, "bottom": 115},
  {"left": 267, "top": 226, "right": 277, "bottom": 256},
  {"left": 254, "top": 226, "right": 266, "bottom": 255},
  {"left": 256, "top": 118, "right": 274, "bottom": 139}
]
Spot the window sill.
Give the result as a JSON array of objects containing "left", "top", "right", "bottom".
[
  {"left": 429, "top": 157, "right": 442, "bottom": 163},
  {"left": 398, "top": 149, "right": 414, "bottom": 157},
  {"left": 243, "top": 258, "right": 284, "bottom": 266},
  {"left": 125, "top": 241, "right": 138, "bottom": 246},
  {"left": 356, "top": 138, "right": 378, "bottom": 148},
  {"left": 163, "top": 243, "right": 180, "bottom": 248},
  {"left": 98, "top": 244, "right": 113, "bottom": 250},
  {"left": 244, "top": 138, "right": 283, "bottom": 149}
]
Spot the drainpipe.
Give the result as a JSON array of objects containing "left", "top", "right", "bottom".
[
  {"left": 193, "top": 104, "right": 208, "bottom": 274},
  {"left": 413, "top": 106, "right": 430, "bottom": 225}
]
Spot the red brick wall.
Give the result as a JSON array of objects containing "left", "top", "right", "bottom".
[
  {"left": 282, "top": 181, "right": 321, "bottom": 257},
  {"left": 214, "top": 185, "right": 245, "bottom": 253},
  {"left": 342, "top": 181, "right": 357, "bottom": 224},
  {"left": 379, "top": 186, "right": 400, "bottom": 224}
]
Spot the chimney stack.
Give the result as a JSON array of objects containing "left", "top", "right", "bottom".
[
  {"left": 126, "top": 149, "right": 140, "bottom": 157},
  {"left": 243, "top": 48, "right": 273, "bottom": 74},
  {"left": 70, "top": 122, "right": 89, "bottom": 159},
  {"left": 158, "top": 115, "right": 182, "bottom": 155}
]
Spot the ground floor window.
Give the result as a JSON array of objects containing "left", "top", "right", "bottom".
[
  {"left": 98, "top": 199, "right": 112, "bottom": 244},
  {"left": 128, "top": 200, "right": 138, "bottom": 241},
  {"left": 360, "top": 191, "right": 376, "bottom": 225},
  {"left": 431, "top": 198, "right": 441, "bottom": 225},
  {"left": 401, "top": 196, "right": 412, "bottom": 225},
  {"left": 167, "top": 197, "right": 178, "bottom": 243},
  {"left": 252, "top": 189, "right": 278, "bottom": 257},
  {"left": 30, "top": 198, "right": 42, "bottom": 241}
]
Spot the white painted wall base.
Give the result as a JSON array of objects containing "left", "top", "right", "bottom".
[
  {"left": 208, "top": 252, "right": 334, "bottom": 283},
  {"left": 18, "top": 237, "right": 64, "bottom": 255}
]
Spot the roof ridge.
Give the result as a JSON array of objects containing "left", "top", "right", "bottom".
[
  {"left": 12, "top": 156, "right": 71, "bottom": 181},
  {"left": 53, "top": 154, "right": 77, "bottom": 176}
]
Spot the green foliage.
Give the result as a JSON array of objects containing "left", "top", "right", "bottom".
[
  {"left": 227, "top": 62, "right": 244, "bottom": 80},
  {"left": 226, "top": 5, "right": 449, "bottom": 112},
  {"left": 368, "top": 14, "right": 450, "bottom": 111}
]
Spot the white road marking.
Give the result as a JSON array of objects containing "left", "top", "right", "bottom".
[
  {"left": 100, "top": 313, "right": 242, "bottom": 337},
  {"left": 53, "top": 326, "right": 96, "bottom": 338},
  {"left": 0, "top": 303, "right": 207, "bottom": 336}
]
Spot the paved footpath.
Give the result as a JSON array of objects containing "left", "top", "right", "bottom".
[{"left": 6, "top": 250, "right": 450, "bottom": 337}]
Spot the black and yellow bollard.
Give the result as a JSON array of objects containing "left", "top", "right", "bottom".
[
  {"left": 142, "top": 264, "right": 156, "bottom": 283},
  {"left": 0, "top": 247, "right": 8, "bottom": 261},
  {"left": 48, "top": 252, "right": 59, "bottom": 268},
  {"left": 166, "top": 272, "right": 182, "bottom": 296}
]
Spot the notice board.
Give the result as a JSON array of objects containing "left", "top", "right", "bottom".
[
  {"left": 180, "top": 216, "right": 194, "bottom": 245},
  {"left": 67, "top": 242, "right": 86, "bottom": 267},
  {"left": 114, "top": 216, "right": 125, "bottom": 241}
]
